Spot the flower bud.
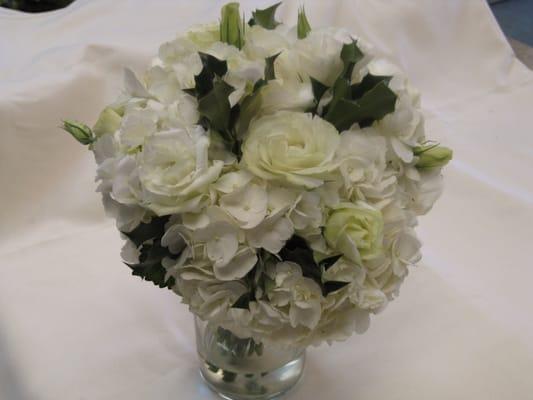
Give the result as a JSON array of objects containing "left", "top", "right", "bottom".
[
  {"left": 62, "top": 120, "right": 94, "bottom": 145},
  {"left": 414, "top": 145, "right": 452, "bottom": 169},
  {"left": 297, "top": 7, "right": 311, "bottom": 39},
  {"left": 220, "top": 2, "right": 244, "bottom": 49}
]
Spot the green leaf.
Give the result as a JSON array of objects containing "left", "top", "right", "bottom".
[
  {"left": 320, "top": 41, "right": 365, "bottom": 122},
  {"left": 351, "top": 73, "right": 392, "bottom": 100},
  {"left": 232, "top": 292, "right": 252, "bottom": 309},
  {"left": 297, "top": 6, "right": 311, "bottom": 39},
  {"left": 325, "top": 81, "right": 397, "bottom": 131},
  {"left": 323, "top": 281, "right": 349, "bottom": 295},
  {"left": 279, "top": 236, "right": 322, "bottom": 283},
  {"left": 122, "top": 216, "right": 169, "bottom": 247},
  {"left": 199, "top": 52, "right": 228, "bottom": 77},
  {"left": 340, "top": 40, "right": 364, "bottom": 79},
  {"left": 220, "top": 2, "right": 244, "bottom": 49},
  {"left": 310, "top": 77, "right": 328, "bottom": 104},
  {"left": 264, "top": 52, "right": 281, "bottom": 81},
  {"left": 198, "top": 80, "right": 235, "bottom": 132},
  {"left": 319, "top": 254, "right": 342, "bottom": 271},
  {"left": 193, "top": 53, "right": 228, "bottom": 98},
  {"left": 248, "top": 2, "right": 281, "bottom": 29},
  {"left": 61, "top": 120, "right": 94, "bottom": 145},
  {"left": 125, "top": 239, "right": 176, "bottom": 289},
  {"left": 278, "top": 236, "right": 350, "bottom": 297},
  {"left": 324, "top": 77, "right": 351, "bottom": 119}
]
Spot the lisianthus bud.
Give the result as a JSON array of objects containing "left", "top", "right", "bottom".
[
  {"left": 414, "top": 144, "right": 453, "bottom": 169},
  {"left": 62, "top": 120, "right": 94, "bottom": 145},
  {"left": 297, "top": 7, "right": 311, "bottom": 39},
  {"left": 220, "top": 2, "right": 244, "bottom": 49},
  {"left": 93, "top": 107, "right": 122, "bottom": 137}
]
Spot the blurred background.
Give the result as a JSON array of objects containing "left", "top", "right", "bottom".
[
  {"left": 0, "top": 0, "right": 533, "bottom": 69},
  {"left": 490, "top": 0, "right": 533, "bottom": 67},
  {"left": 0, "top": 0, "right": 531, "bottom": 63},
  {"left": 2, "top": 0, "right": 531, "bottom": 67}
]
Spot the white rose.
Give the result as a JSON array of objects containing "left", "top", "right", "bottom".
[
  {"left": 324, "top": 202, "right": 384, "bottom": 263},
  {"left": 139, "top": 126, "right": 223, "bottom": 215},
  {"left": 242, "top": 111, "right": 340, "bottom": 188}
]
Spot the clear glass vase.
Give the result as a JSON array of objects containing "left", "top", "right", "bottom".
[{"left": 194, "top": 316, "right": 305, "bottom": 400}]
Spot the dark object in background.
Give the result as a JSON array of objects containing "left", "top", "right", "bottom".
[{"left": 0, "top": 0, "right": 74, "bottom": 12}]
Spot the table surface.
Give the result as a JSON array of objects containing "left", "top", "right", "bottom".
[{"left": 1, "top": 1, "right": 533, "bottom": 399}]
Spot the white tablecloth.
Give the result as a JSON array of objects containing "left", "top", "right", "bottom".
[{"left": 1, "top": 1, "right": 533, "bottom": 399}]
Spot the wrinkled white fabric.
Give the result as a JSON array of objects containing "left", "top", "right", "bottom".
[{"left": 1, "top": 0, "right": 533, "bottom": 399}]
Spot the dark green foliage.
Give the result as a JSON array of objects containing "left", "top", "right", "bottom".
[
  {"left": 191, "top": 52, "right": 229, "bottom": 98},
  {"left": 216, "top": 326, "right": 264, "bottom": 359},
  {"left": 297, "top": 6, "right": 312, "bottom": 39},
  {"left": 122, "top": 216, "right": 169, "bottom": 247},
  {"left": 309, "top": 41, "right": 397, "bottom": 131},
  {"left": 325, "top": 81, "right": 397, "bottom": 130},
  {"left": 310, "top": 77, "right": 328, "bottom": 105},
  {"left": 121, "top": 216, "right": 176, "bottom": 289},
  {"left": 125, "top": 239, "right": 175, "bottom": 289},
  {"left": 230, "top": 249, "right": 271, "bottom": 310},
  {"left": 264, "top": 52, "right": 281, "bottom": 81},
  {"left": 325, "top": 77, "right": 351, "bottom": 118},
  {"left": 319, "top": 254, "right": 343, "bottom": 271},
  {"left": 351, "top": 73, "right": 392, "bottom": 99},
  {"left": 339, "top": 40, "right": 364, "bottom": 79},
  {"left": 248, "top": 2, "right": 282, "bottom": 29},
  {"left": 279, "top": 236, "right": 348, "bottom": 296},
  {"left": 279, "top": 236, "right": 322, "bottom": 283},
  {"left": 198, "top": 80, "right": 235, "bottom": 132}
]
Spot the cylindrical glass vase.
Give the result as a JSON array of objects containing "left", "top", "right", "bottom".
[{"left": 194, "top": 316, "right": 305, "bottom": 400}]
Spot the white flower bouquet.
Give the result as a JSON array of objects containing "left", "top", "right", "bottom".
[{"left": 63, "top": 2, "right": 452, "bottom": 350}]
